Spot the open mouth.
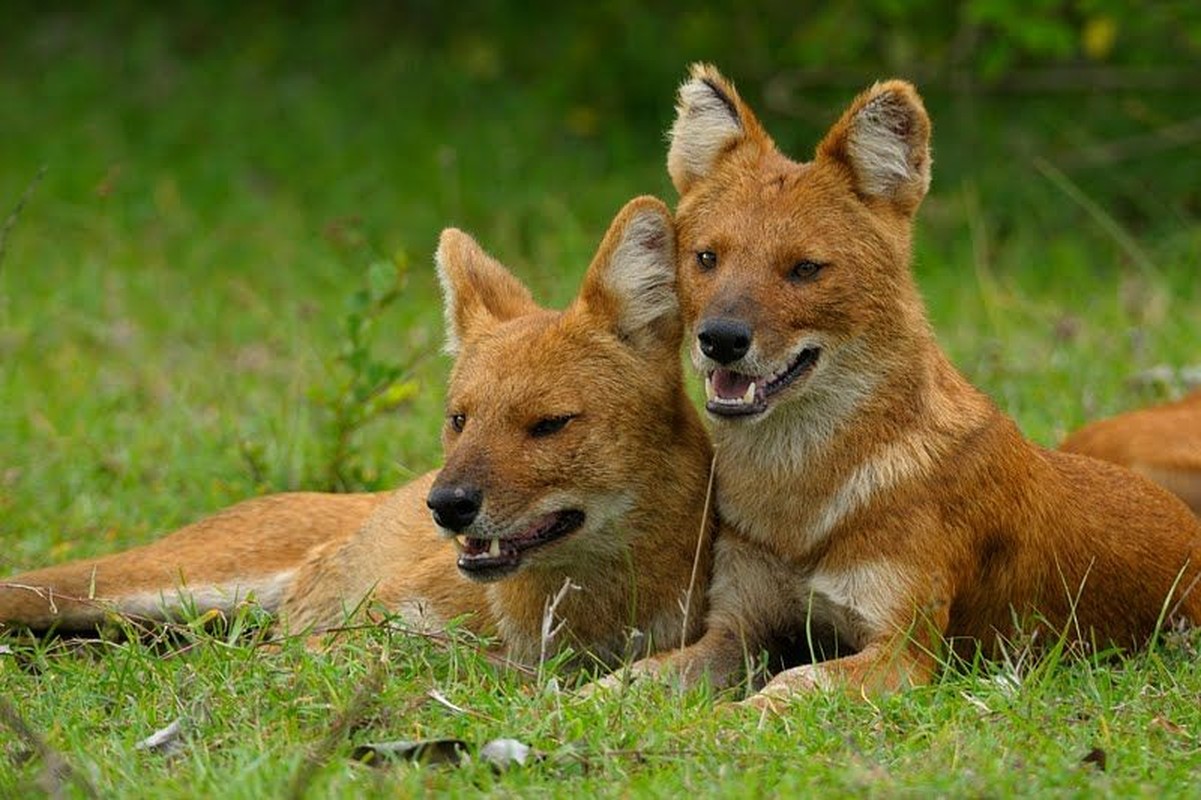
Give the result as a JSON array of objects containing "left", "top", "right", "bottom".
[
  {"left": 704, "top": 347, "right": 821, "bottom": 417},
  {"left": 454, "top": 509, "right": 586, "bottom": 581}
]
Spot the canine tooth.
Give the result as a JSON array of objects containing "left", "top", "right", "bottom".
[
  {"left": 451, "top": 536, "right": 465, "bottom": 553},
  {"left": 705, "top": 374, "right": 716, "bottom": 402},
  {"left": 489, "top": 538, "right": 501, "bottom": 557},
  {"left": 743, "top": 382, "right": 756, "bottom": 405}
]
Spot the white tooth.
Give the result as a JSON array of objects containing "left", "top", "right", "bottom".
[
  {"left": 743, "top": 382, "right": 756, "bottom": 405},
  {"left": 489, "top": 538, "right": 501, "bottom": 558},
  {"left": 451, "top": 536, "right": 465, "bottom": 553},
  {"left": 705, "top": 374, "right": 716, "bottom": 402}
]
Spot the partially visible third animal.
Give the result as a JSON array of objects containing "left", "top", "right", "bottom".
[{"left": 1062, "top": 390, "right": 1201, "bottom": 516}]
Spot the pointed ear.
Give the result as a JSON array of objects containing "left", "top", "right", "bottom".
[
  {"left": 574, "top": 196, "right": 678, "bottom": 352},
  {"left": 816, "top": 80, "right": 932, "bottom": 215},
  {"left": 667, "top": 63, "right": 768, "bottom": 195},
  {"left": 435, "top": 228, "right": 540, "bottom": 355}
]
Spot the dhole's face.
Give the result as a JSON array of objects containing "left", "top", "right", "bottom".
[
  {"left": 677, "top": 159, "right": 908, "bottom": 423},
  {"left": 436, "top": 314, "right": 673, "bottom": 581},
  {"left": 666, "top": 66, "right": 931, "bottom": 425},
  {"left": 425, "top": 196, "right": 683, "bottom": 582}
]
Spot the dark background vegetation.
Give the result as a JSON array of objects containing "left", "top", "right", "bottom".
[{"left": 6, "top": 2, "right": 1200, "bottom": 259}]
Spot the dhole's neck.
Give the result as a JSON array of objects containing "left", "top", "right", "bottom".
[
  {"left": 714, "top": 297, "right": 937, "bottom": 465},
  {"left": 713, "top": 318, "right": 989, "bottom": 555}
]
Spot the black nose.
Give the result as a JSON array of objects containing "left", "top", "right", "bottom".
[
  {"left": 426, "top": 484, "right": 482, "bottom": 532},
  {"left": 697, "top": 318, "right": 752, "bottom": 364}
]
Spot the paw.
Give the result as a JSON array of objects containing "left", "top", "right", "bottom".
[
  {"left": 735, "top": 665, "right": 823, "bottom": 713},
  {"left": 577, "top": 658, "right": 676, "bottom": 698},
  {"left": 578, "top": 660, "right": 659, "bottom": 696},
  {"left": 734, "top": 691, "right": 787, "bottom": 715},
  {"left": 576, "top": 671, "right": 629, "bottom": 698}
]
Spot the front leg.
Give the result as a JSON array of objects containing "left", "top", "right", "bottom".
[
  {"left": 741, "top": 638, "right": 939, "bottom": 712},
  {"left": 606, "top": 623, "right": 754, "bottom": 692},
  {"left": 742, "top": 567, "right": 952, "bottom": 711},
  {"left": 583, "top": 530, "right": 800, "bottom": 695}
]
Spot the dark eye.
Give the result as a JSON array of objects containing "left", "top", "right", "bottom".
[
  {"left": 449, "top": 413, "right": 466, "bottom": 433},
  {"left": 790, "top": 260, "right": 824, "bottom": 281},
  {"left": 696, "top": 251, "right": 718, "bottom": 271},
  {"left": 529, "top": 414, "right": 575, "bottom": 438}
]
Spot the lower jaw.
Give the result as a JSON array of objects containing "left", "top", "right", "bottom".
[
  {"left": 706, "top": 362, "right": 819, "bottom": 420},
  {"left": 457, "top": 557, "right": 522, "bottom": 583},
  {"left": 706, "top": 399, "right": 769, "bottom": 418},
  {"left": 454, "top": 512, "right": 585, "bottom": 582}
]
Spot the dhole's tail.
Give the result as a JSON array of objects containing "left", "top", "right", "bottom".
[
  {"left": 0, "top": 492, "right": 388, "bottom": 633},
  {"left": 1061, "top": 390, "right": 1201, "bottom": 515}
]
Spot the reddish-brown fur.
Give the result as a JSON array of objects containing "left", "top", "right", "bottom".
[
  {"left": 0, "top": 197, "right": 716, "bottom": 669},
  {"left": 609, "top": 65, "right": 1201, "bottom": 707},
  {"left": 1061, "top": 390, "right": 1201, "bottom": 515}
]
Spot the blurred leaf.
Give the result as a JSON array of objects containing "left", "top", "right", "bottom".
[
  {"left": 1082, "top": 16, "right": 1118, "bottom": 60},
  {"left": 479, "top": 738, "right": 538, "bottom": 770},
  {"left": 367, "top": 380, "right": 418, "bottom": 416},
  {"left": 350, "top": 737, "right": 538, "bottom": 771},
  {"left": 366, "top": 260, "right": 398, "bottom": 301},
  {"left": 1081, "top": 746, "right": 1107, "bottom": 771},
  {"left": 135, "top": 718, "right": 187, "bottom": 757},
  {"left": 352, "top": 738, "right": 468, "bottom": 767}
]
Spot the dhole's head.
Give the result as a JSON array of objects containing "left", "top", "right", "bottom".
[
  {"left": 427, "top": 196, "right": 690, "bottom": 581},
  {"left": 667, "top": 64, "right": 933, "bottom": 425}
]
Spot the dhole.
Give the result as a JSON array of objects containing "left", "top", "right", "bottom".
[
  {"left": 611, "top": 65, "right": 1201, "bottom": 707},
  {"left": 0, "top": 196, "right": 715, "bottom": 668},
  {"left": 1061, "top": 390, "right": 1201, "bottom": 516}
]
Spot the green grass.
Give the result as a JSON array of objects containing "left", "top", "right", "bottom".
[
  {"left": 3, "top": 8, "right": 1200, "bottom": 797},
  {"left": 4, "top": 623, "right": 1200, "bottom": 796}
]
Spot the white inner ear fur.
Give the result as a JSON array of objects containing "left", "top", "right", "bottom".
[
  {"left": 434, "top": 245, "right": 464, "bottom": 355},
  {"left": 846, "top": 93, "right": 928, "bottom": 199},
  {"left": 669, "top": 78, "right": 743, "bottom": 185},
  {"left": 604, "top": 212, "right": 677, "bottom": 341}
]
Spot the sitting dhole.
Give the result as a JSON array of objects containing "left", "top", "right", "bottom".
[
  {"left": 609, "top": 65, "right": 1201, "bottom": 708},
  {"left": 1061, "top": 389, "right": 1201, "bottom": 516},
  {"left": 0, "top": 196, "right": 715, "bottom": 668}
]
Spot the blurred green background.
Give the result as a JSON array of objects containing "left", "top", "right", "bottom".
[{"left": 2, "top": 3, "right": 1199, "bottom": 564}]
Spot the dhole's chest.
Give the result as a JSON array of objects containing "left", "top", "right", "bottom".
[{"left": 733, "top": 527, "right": 902, "bottom": 655}]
